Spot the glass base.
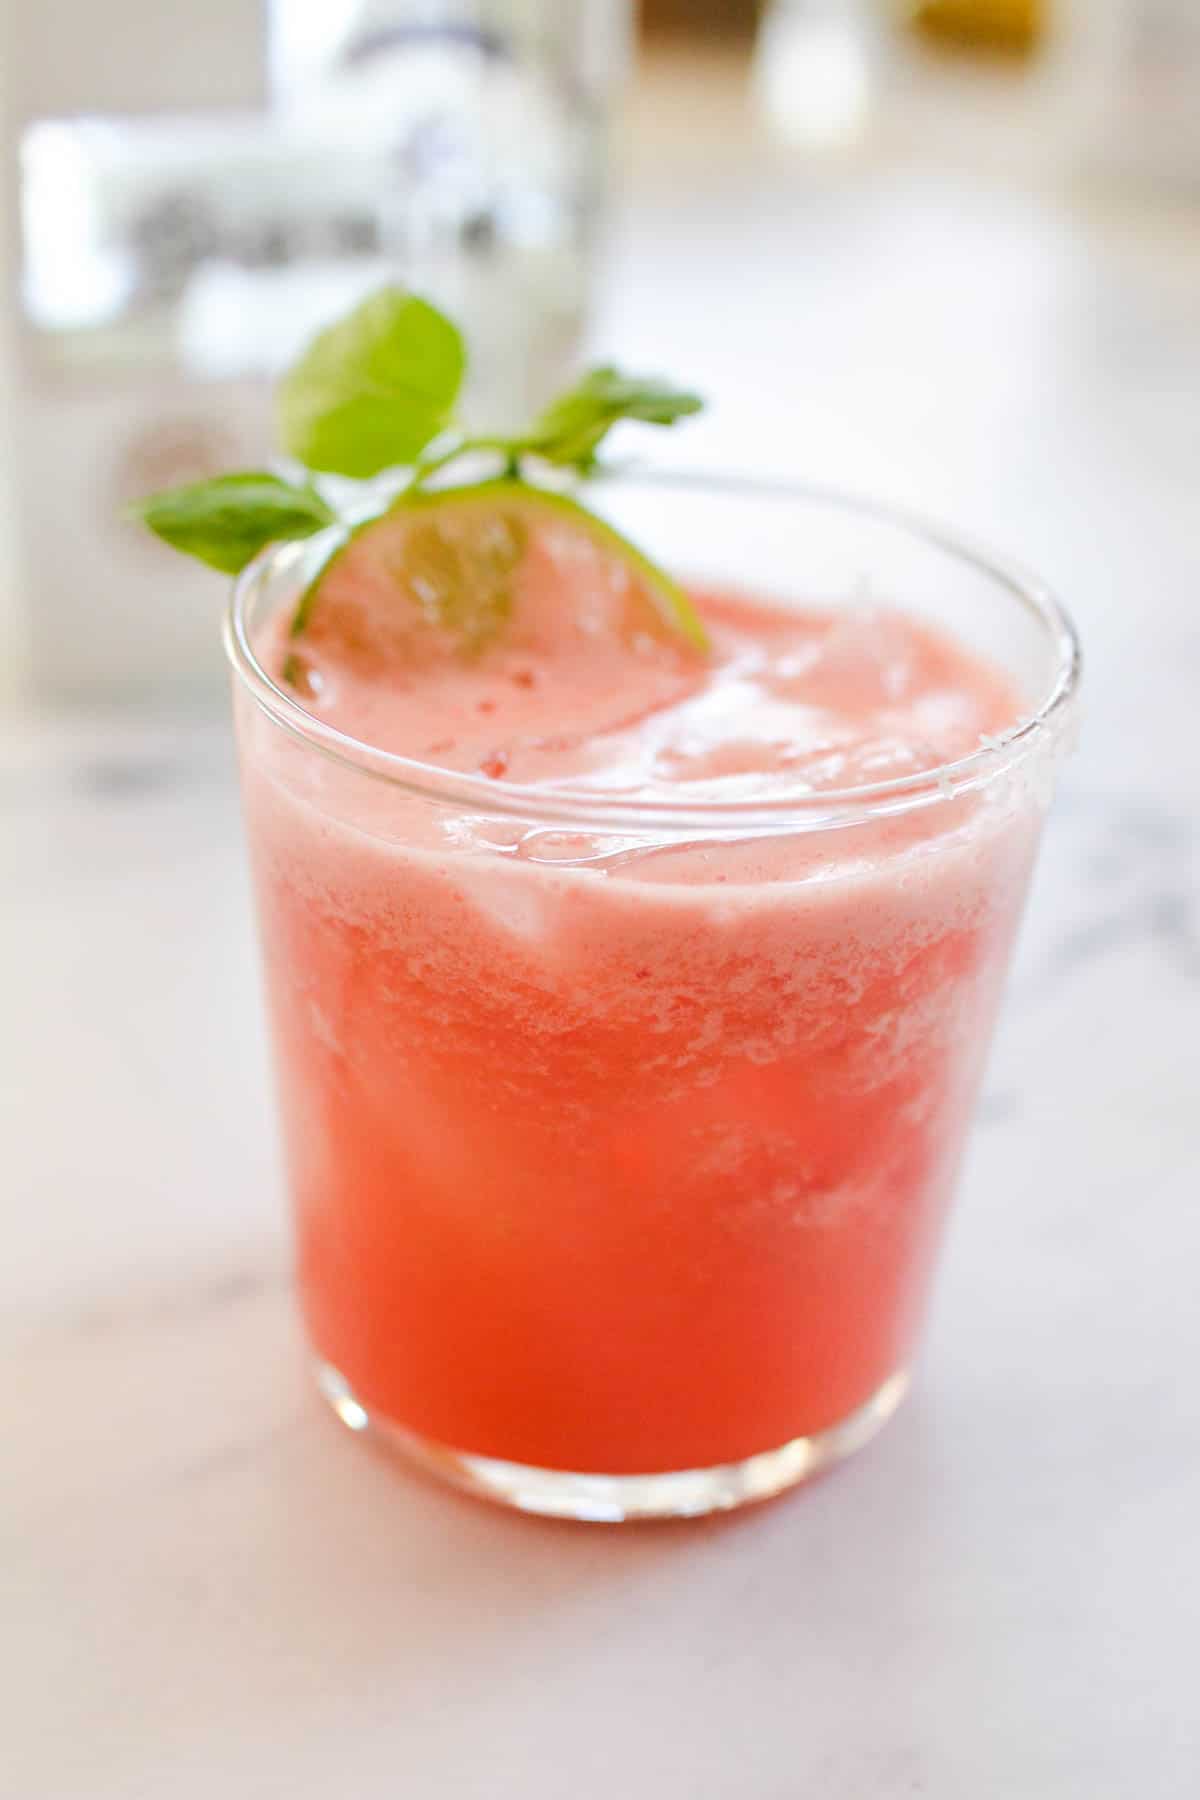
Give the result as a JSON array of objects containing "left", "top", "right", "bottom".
[{"left": 315, "top": 1361, "right": 911, "bottom": 1522}]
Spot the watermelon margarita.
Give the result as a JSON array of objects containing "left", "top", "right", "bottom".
[{"left": 227, "top": 476, "right": 1079, "bottom": 1519}]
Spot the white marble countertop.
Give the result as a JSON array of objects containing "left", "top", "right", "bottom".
[{"left": 5, "top": 54, "right": 1200, "bottom": 1800}]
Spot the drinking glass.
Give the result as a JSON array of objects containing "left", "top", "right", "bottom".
[{"left": 227, "top": 474, "right": 1080, "bottom": 1520}]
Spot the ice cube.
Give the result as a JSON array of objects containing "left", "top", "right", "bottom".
[
  {"left": 453, "top": 860, "right": 549, "bottom": 944},
  {"left": 768, "top": 608, "right": 916, "bottom": 709}
]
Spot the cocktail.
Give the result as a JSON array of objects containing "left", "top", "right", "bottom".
[{"left": 139, "top": 293, "right": 1080, "bottom": 1518}]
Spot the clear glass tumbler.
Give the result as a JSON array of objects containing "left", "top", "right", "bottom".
[{"left": 227, "top": 475, "right": 1080, "bottom": 1521}]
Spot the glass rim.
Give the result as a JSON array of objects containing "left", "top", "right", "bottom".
[{"left": 224, "top": 469, "right": 1082, "bottom": 835}]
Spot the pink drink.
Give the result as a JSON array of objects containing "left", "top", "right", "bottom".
[{"left": 229, "top": 481, "right": 1077, "bottom": 1515}]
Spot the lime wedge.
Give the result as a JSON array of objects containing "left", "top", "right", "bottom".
[{"left": 289, "top": 480, "right": 708, "bottom": 669}]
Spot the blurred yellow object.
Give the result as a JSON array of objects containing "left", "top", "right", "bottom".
[{"left": 905, "top": 0, "right": 1045, "bottom": 56}]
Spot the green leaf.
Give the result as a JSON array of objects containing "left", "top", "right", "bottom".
[
  {"left": 278, "top": 288, "right": 465, "bottom": 478},
  {"left": 524, "top": 366, "right": 704, "bottom": 471},
  {"left": 129, "top": 473, "right": 336, "bottom": 575}
]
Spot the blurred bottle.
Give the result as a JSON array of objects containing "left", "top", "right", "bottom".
[
  {"left": 901, "top": 1, "right": 1046, "bottom": 58},
  {"left": 1057, "top": 0, "right": 1200, "bottom": 193},
  {"left": 267, "top": 1, "right": 633, "bottom": 429},
  {"left": 1, "top": 0, "right": 269, "bottom": 705},
  {"left": 4, "top": 0, "right": 630, "bottom": 705},
  {"left": 754, "top": 1, "right": 878, "bottom": 149}
]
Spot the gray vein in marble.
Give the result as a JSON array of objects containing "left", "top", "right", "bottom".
[
  {"left": 1022, "top": 788, "right": 1200, "bottom": 992},
  {"left": 47, "top": 1263, "right": 289, "bottom": 1345},
  {"left": 163, "top": 1412, "right": 307, "bottom": 1493}
]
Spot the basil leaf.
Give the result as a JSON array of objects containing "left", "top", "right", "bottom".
[
  {"left": 278, "top": 288, "right": 466, "bottom": 478},
  {"left": 525, "top": 367, "right": 704, "bottom": 471},
  {"left": 130, "top": 474, "right": 335, "bottom": 575}
]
